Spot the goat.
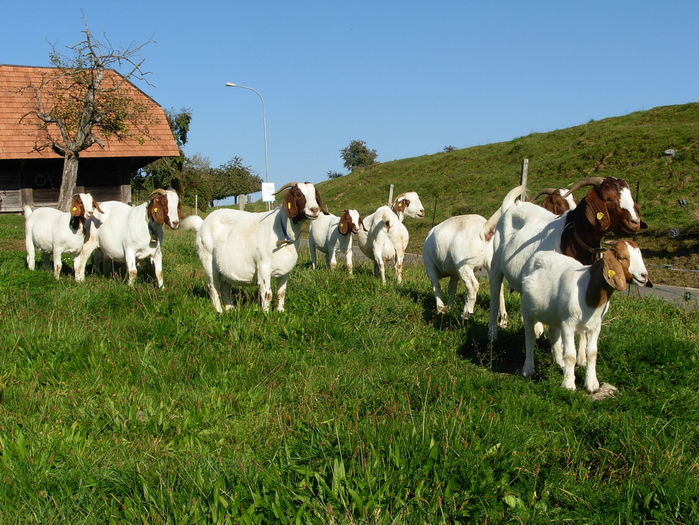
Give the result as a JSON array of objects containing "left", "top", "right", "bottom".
[
  {"left": 308, "top": 209, "right": 362, "bottom": 273},
  {"left": 520, "top": 240, "right": 652, "bottom": 392},
  {"left": 422, "top": 185, "right": 524, "bottom": 319},
  {"left": 24, "top": 193, "right": 103, "bottom": 280},
  {"left": 488, "top": 176, "right": 647, "bottom": 343},
  {"left": 533, "top": 187, "right": 576, "bottom": 215},
  {"left": 75, "top": 189, "right": 181, "bottom": 287},
  {"left": 191, "top": 182, "right": 322, "bottom": 313},
  {"left": 356, "top": 191, "right": 425, "bottom": 284}
]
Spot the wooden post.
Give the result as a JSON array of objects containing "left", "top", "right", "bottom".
[
  {"left": 239, "top": 194, "right": 246, "bottom": 211},
  {"left": 388, "top": 184, "right": 394, "bottom": 205},
  {"left": 195, "top": 194, "right": 198, "bottom": 216},
  {"left": 520, "top": 158, "right": 529, "bottom": 201}
]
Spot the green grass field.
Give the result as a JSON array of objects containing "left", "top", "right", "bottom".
[{"left": 0, "top": 214, "right": 697, "bottom": 523}]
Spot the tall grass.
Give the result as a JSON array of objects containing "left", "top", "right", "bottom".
[{"left": 0, "top": 219, "right": 697, "bottom": 523}]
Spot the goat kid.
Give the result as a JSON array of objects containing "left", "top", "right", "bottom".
[
  {"left": 356, "top": 191, "right": 425, "bottom": 284},
  {"left": 422, "top": 185, "right": 524, "bottom": 319},
  {"left": 520, "top": 240, "right": 652, "bottom": 392},
  {"left": 488, "top": 176, "right": 647, "bottom": 342},
  {"left": 308, "top": 209, "right": 362, "bottom": 273},
  {"left": 24, "top": 193, "right": 103, "bottom": 280},
  {"left": 75, "top": 189, "right": 181, "bottom": 287},
  {"left": 193, "top": 182, "right": 322, "bottom": 313}
]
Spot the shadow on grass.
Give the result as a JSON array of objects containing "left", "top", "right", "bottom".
[{"left": 455, "top": 322, "right": 545, "bottom": 377}]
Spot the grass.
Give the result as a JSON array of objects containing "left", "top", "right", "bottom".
[
  {"left": 1, "top": 215, "right": 697, "bottom": 523},
  {"left": 314, "top": 103, "right": 699, "bottom": 288}
]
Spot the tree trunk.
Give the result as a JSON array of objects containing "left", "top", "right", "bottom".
[{"left": 57, "top": 152, "right": 79, "bottom": 211}]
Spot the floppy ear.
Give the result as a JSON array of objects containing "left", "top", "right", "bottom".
[
  {"left": 394, "top": 199, "right": 407, "bottom": 213},
  {"left": 339, "top": 211, "right": 349, "bottom": 235},
  {"left": 94, "top": 201, "right": 104, "bottom": 214},
  {"left": 148, "top": 195, "right": 166, "bottom": 224},
  {"left": 70, "top": 196, "right": 83, "bottom": 217},
  {"left": 283, "top": 187, "right": 300, "bottom": 218},
  {"left": 315, "top": 188, "right": 327, "bottom": 214},
  {"left": 584, "top": 189, "right": 610, "bottom": 231},
  {"left": 602, "top": 249, "right": 627, "bottom": 291}
]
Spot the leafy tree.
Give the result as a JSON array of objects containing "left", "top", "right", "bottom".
[
  {"left": 443, "top": 145, "right": 456, "bottom": 152},
  {"left": 327, "top": 170, "right": 344, "bottom": 179},
  {"left": 22, "top": 26, "right": 154, "bottom": 211},
  {"left": 136, "top": 107, "right": 192, "bottom": 193},
  {"left": 340, "top": 140, "right": 378, "bottom": 171},
  {"left": 209, "top": 157, "right": 262, "bottom": 205}
]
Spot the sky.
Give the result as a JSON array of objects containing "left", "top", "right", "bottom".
[{"left": 3, "top": 0, "right": 698, "bottom": 196}]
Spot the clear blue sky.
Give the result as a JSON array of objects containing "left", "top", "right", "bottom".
[{"left": 3, "top": 1, "right": 698, "bottom": 193}]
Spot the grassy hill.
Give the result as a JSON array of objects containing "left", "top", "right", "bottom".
[{"left": 314, "top": 103, "right": 699, "bottom": 286}]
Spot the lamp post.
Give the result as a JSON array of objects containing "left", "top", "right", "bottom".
[{"left": 225, "top": 82, "right": 269, "bottom": 184}]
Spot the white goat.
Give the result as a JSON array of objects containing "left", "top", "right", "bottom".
[
  {"left": 75, "top": 189, "right": 181, "bottom": 287},
  {"left": 24, "top": 193, "right": 103, "bottom": 280},
  {"left": 356, "top": 191, "right": 425, "bottom": 284},
  {"left": 422, "top": 186, "right": 524, "bottom": 319},
  {"left": 308, "top": 209, "right": 361, "bottom": 273},
  {"left": 520, "top": 240, "right": 651, "bottom": 392},
  {"left": 488, "top": 176, "right": 647, "bottom": 342},
  {"left": 191, "top": 182, "right": 322, "bottom": 313}
]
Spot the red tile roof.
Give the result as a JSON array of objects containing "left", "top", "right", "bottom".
[{"left": 0, "top": 64, "right": 179, "bottom": 160}]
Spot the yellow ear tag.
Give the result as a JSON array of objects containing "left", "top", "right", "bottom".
[
  {"left": 596, "top": 212, "right": 604, "bottom": 220},
  {"left": 287, "top": 202, "right": 291, "bottom": 209},
  {"left": 607, "top": 269, "right": 616, "bottom": 278},
  {"left": 71, "top": 206, "right": 78, "bottom": 212},
  {"left": 153, "top": 207, "right": 158, "bottom": 213}
]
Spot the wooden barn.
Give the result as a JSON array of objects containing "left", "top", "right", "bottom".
[{"left": 0, "top": 64, "right": 179, "bottom": 213}]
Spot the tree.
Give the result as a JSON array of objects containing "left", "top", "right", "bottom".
[
  {"left": 340, "top": 140, "right": 378, "bottom": 172},
  {"left": 22, "top": 26, "right": 154, "bottom": 211},
  {"left": 136, "top": 107, "right": 192, "bottom": 193},
  {"left": 327, "top": 170, "right": 344, "bottom": 179},
  {"left": 209, "top": 157, "right": 262, "bottom": 205}
]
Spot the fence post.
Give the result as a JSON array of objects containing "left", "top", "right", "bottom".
[
  {"left": 195, "top": 194, "right": 198, "bottom": 216},
  {"left": 239, "top": 194, "right": 246, "bottom": 211},
  {"left": 388, "top": 184, "right": 394, "bottom": 205},
  {"left": 520, "top": 159, "right": 529, "bottom": 201}
]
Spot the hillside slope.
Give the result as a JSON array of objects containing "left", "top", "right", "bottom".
[{"left": 316, "top": 103, "right": 699, "bottom": 286}]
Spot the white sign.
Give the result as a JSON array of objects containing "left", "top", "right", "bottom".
[{"left": 261, "top": 182, "right": 276, "bottom": 202}]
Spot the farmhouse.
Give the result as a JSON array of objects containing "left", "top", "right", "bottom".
[{"left": 0, "top": 64, "right": 179, "bottom": 213}]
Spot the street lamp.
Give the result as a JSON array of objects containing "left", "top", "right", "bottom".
[{"left": 225, "top": 82, "right": 269, "bottom": 184}]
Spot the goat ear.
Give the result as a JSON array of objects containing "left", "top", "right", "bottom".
[
  {"left": 283, "top": 187, "right": 299, "bottom": 218},
  {"left": 315, "top": 188, "right": 327, "bottom": 214},
  {"left": 394, "top": 200, "right": 407, "bottom": 212},
  {"left": 602, "top": 249, "right": 627, "bottom": 291},
  {"left": 339, "top": 212, "right": 349, "bottom": 235},
  {"left": 584, "top": 189, "right": 610, "bottom": 231},
  {"left": 148, "top": 195, "right": 166, "bottom": 224},
  {"left": 70, "top": 196, "right": 83, "bottom": 217}
]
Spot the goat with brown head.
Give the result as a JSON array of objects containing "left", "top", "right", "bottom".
[
  {"left": 275, "top": 182, "right": 323, "bottom": 223},
  {"left": 147, "top": 189, "right": 181, "bottom": 229},
  {"left": 533, "top": 188, "right": 576, "bottom": 215},
  {"left": 560, "top": 177, "right": 647, "bottom": 264}
]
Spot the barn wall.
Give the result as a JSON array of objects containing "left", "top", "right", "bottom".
[{"left": 0, "top": 156, "right": 159, "bottom": 211}]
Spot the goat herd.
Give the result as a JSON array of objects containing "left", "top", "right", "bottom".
[{"left": 23, "top": 176, "right": 652, "bottom": 393}]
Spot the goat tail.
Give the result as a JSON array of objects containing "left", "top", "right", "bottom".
[
  {"left": 181, "top": 215, "right": 204, "bottom": 232},
  {"left": 22, "top": 205, "right": 32, "bottom": 218},
  {"left": 484, "top": 185, "right": 527, "bottom": 238}
]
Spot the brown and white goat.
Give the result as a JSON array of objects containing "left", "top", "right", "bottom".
[
  {"left": 24, "top": 193, "right": 103, "bottom": 280},
  {"left": 75, "top": 189, "right": 182, "bottom": 287},
  {"left": 520, "top": 240, "right": 652, "bottom": 392},
  {"left": 308, "top": 209, "right": 362, "bottom": 273},
  {"left": 533, "top": 187, "right": 576, "bottom": 215},
  {"left": 489, "top": 176, "right": 647, "bottom": 342}
]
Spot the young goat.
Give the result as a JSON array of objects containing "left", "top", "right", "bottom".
[
  {"left": 520, "top": 240, "right": 652, "bottom": 392},
  {"left": 422, "top": 185, "right": 524, "bottom": 319},
  {"left": 24, "top": 193, "right": 103, "bottom": 280},
  {"left": 76, "top": 189, "right": 181, "bottom": 287},
  {"left": 356, "top": 192, "right": 425, "bottom": 284},
  {"left": 308, "top": 209, "right": 362, "bottom": 274}
]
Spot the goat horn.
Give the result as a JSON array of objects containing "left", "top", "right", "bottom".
[
  {"left": 149, "top": 188, "right": 168, "bottom": 197},
  {"left": 532, "top": 188, "right": 559, "bottom": 201},
  {"left": 562, "top": 177, "right": 605, "bottom": 198},
  {"left": 273, "top": 182, "right": 299, "bottom": 195}
]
